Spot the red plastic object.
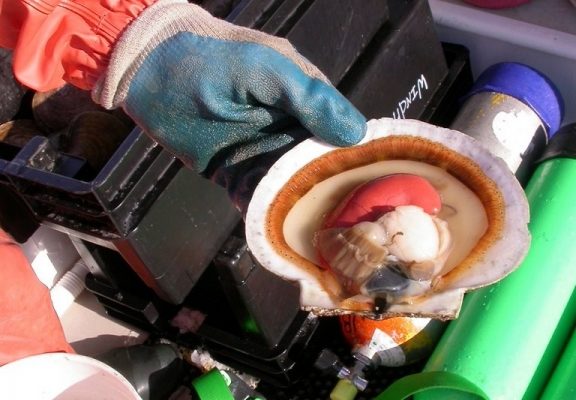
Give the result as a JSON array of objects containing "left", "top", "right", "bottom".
[
  {"left": 322, "top": 174, "right": 441, "bottom": 229},
  {"left": 0, "top": 229, "right": 74, "bottom": 366},
  {"left": 0, "top": 0, "right": 154, "bottom": 91}
]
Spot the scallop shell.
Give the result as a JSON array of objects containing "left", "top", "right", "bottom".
[
  {"left": 0, "top": 119, "right": 45, "bottom": 147},
  {"left": 32, "top": 84, "right": 106, "bottom": 133},
  {"left": 62, "top": 111, "right": 134, "bottom": 171},
  {"left": 245, "top": 118, "right": 530, "bottom": 319}
]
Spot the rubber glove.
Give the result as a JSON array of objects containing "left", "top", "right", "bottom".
[
  {"left": 93, "top": 0, "right": 366, "bottom": 212},
  {"left": 0, "top": 0, "right": 155, "bottom": 90},
  {"left": 0, "top": 229, "right": 75, "bottom": 365},
  {"left": 0, "top": 0, "right": 366, "bottom": 214}
]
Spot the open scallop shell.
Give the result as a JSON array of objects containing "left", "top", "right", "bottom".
[{"left": 245, "top": 118, "right": 530, "bottom": 319}]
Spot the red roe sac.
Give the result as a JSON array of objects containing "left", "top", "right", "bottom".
[
  {"left": 316, "top": 174, "right": 442, "bottom": 272},
  {"left": 322, "top": 173, "right": 442, "bottom": 230}
]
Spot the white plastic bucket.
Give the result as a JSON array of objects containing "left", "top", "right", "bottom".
[{"left": 0, "top": 353, "right": 141, "bottom": 399}]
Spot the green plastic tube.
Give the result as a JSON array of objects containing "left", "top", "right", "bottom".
[
  {"left": 192, "top": 369, "right": 235, "bottom": 400},
  {"left": 374, "top": 124, "right": 576, "bottom": 400},
  {"left": 540, "top": 328, "right": 576, "bottom": 400}
]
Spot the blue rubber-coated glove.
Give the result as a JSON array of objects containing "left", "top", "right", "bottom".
[{"left": 93, "top": 0, "right": 366, "bottom": 214}]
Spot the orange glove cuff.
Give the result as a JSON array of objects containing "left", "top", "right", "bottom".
[{"left": 0, "top": 0, "right": 156, "bottom": 91}]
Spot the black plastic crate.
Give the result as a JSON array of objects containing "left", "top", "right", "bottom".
[
  {"left": 231, "top": 0, "right": 449, "bottom": 120},
  {"left": 0, "top": 142, "right": 38, "bottom": 242},
  {"left": 4, "top": 131, "right": 241, "bottom": 304}
]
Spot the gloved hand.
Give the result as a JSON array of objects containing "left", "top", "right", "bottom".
[
  {"left": 94, "top": 0, "right": 366, "bottom": 212},
  {"left": 1, "top": 0, "right": 366, "bottom": 213}
]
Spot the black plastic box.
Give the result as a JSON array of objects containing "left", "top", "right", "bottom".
[{"left": 4, "top": 132, "right": 240, "bottom": 304}]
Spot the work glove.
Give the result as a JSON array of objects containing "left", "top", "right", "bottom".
[
  {"left": 1, "top": 0, "right": 366, "bottom": 214},
  {"left": 94, "top": 0, "right": 366, "bottom": 213}
]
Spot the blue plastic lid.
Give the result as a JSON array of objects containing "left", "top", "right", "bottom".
[{"left": 466, "top": 62, "right": 564, "bottom": 137}]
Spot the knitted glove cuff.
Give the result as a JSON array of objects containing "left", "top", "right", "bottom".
[{"left": 93, "top": 0, "right": 329, "bottom": 109}]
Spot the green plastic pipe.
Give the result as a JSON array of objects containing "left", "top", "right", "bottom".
[
  {"left": 192, "top": 369, "right": 235, "bottom": 400},
  {"left": 374, "top": 124, "right": 576, "bottom": 400},
  {"left": 540, "top": 327, "right": 576, "bottom": 400}
]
